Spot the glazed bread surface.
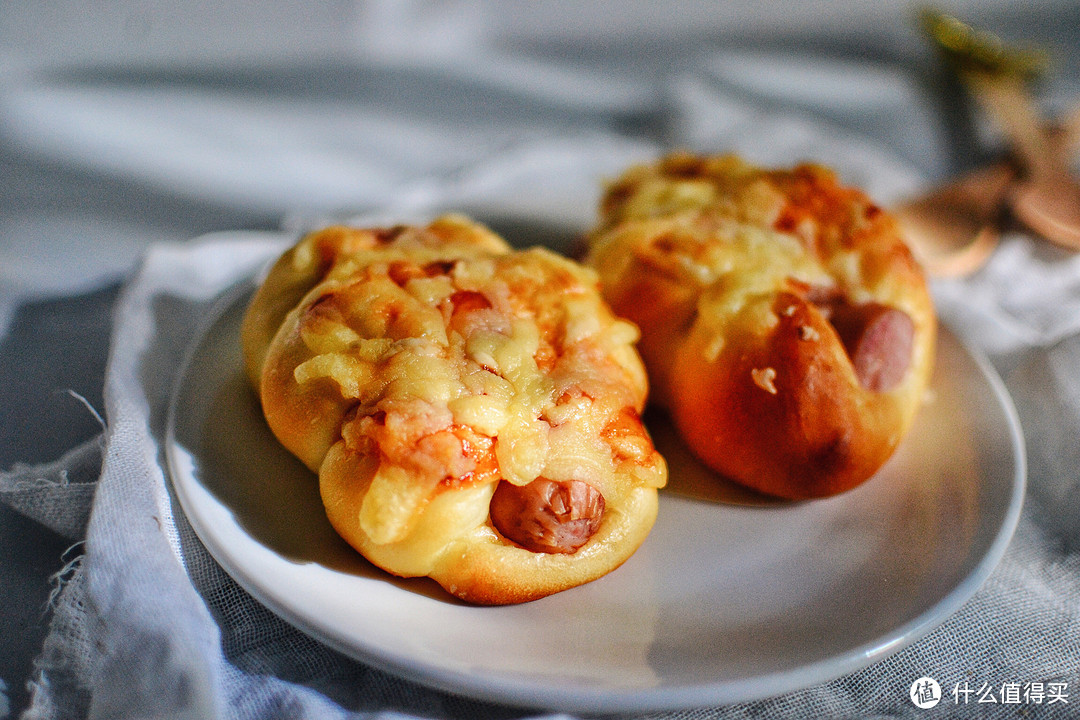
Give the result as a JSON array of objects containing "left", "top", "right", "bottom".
[{"left": 587, "top": 153, "right": 936, "bottom": 499}]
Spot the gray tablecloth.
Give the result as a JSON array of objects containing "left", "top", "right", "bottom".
[{"left": 2, "top": 2, "right": 1079, "bottom": 718}]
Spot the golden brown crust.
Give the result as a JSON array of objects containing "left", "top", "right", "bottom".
[
  {"left": 587, "top": 153, "right": 936, "bottom": 499},
  {"left": 242, "top": 215, "right": 666, "bottom": 603}
]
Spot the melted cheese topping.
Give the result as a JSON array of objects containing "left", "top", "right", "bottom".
[
  {"left": 589, "top": 153, "right": 927, "bottom": 362},
  {"left": 273, "top": 215, "right": 665, "bottom": 548}
]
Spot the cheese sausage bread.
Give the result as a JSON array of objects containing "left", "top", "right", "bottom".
[
  {"left": 586, "top": 153, "right": 936, "bottom": 499},
  {"left": 241, "top": 215, "right": 667, "bottom": 604}
]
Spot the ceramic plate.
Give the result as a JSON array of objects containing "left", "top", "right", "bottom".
[{"left": 166, "top": 271, "right": 1024, "bottom": 714}]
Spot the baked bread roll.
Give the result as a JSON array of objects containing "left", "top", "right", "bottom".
[
  {"left": 586, "top": 153, "right": 936, "bottom": 499},
  {"left": 242, "top": 215, "right": 667, "bottom": 604}
]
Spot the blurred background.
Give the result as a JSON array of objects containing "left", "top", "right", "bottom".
[
  {"left": 1, "top": 1, "right": 1078, "bottom": 717},
  {"left": 2, "top": 1, "right": 1078, "bottom": 304}
]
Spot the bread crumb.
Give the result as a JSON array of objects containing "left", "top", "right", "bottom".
[
  {"left": 798, "top": 325, "right": 819, "bottom": 341},
  {"left": 751, "top": 367, "right": 778, "bottom": 394}
]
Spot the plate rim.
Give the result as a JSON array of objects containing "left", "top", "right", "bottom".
[{"left": 164, "top": 249, "right": 1027, "bottom": 715}]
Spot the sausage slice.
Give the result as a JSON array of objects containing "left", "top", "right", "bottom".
[
  {"left": 827, "top": 302, "right": 915, "bottom": 392},
  {"left": 490, "top": 478, "right": 605, "bottom": 554}
]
